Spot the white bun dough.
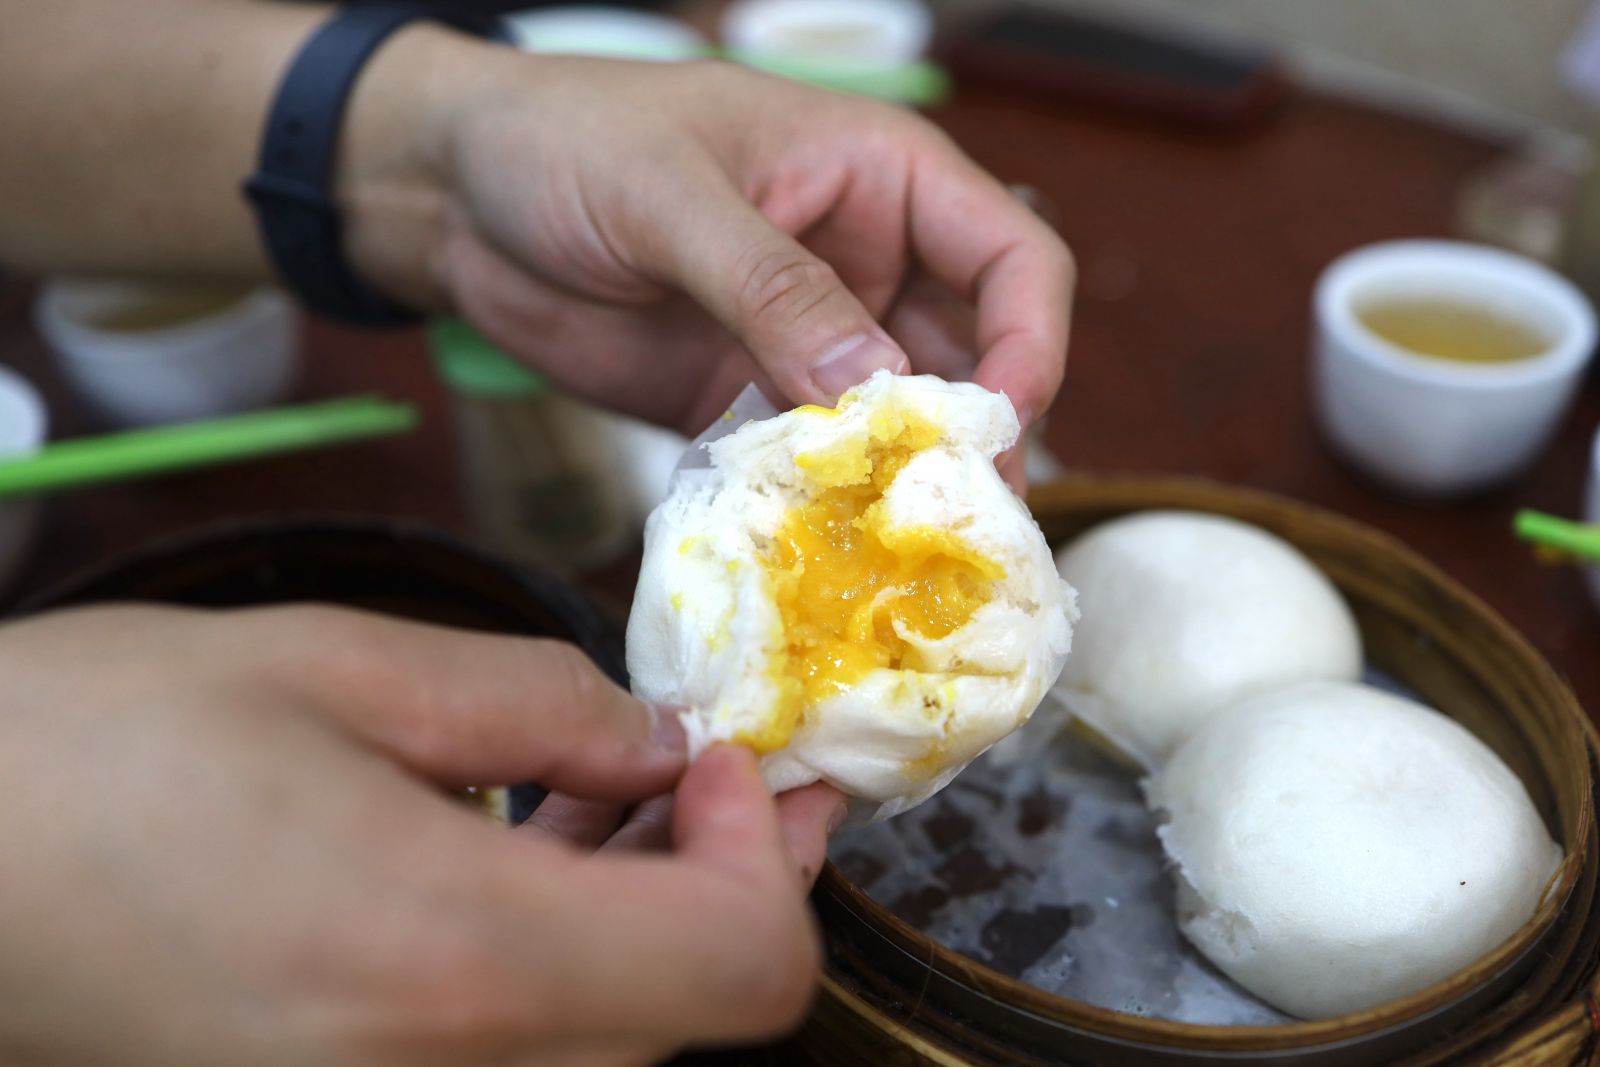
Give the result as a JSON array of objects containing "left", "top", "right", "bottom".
[
  {"left": 1146, "top": 681, "right": 1562, "bottom": 1020},
  {"left": 1053, "top": 511, "right": 1361, "bottom": 767},
  {"left": 627, "top": 372, "right": 1075, "bottom": 819}
]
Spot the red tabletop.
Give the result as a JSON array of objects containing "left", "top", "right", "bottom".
[{"left": 1, "top": 83, "right": 1596, "bottom": 722}]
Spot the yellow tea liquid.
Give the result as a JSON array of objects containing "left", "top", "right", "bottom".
[
  {"left": 90, "top": 288, "right": 250, "bottom": 332},
  {"left": 1356, "top": 298, "right": 1548, "bottom": 365}
]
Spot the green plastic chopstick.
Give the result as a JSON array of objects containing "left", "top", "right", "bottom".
[
  {"left": 1513, "top": 509, "right": 1600, "bottom": 564},
  {"left": 0, "top": 395, "right": 417, "bottom": 498}
]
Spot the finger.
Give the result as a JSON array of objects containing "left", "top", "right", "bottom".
[
  {"left": 441, "top": 228, "right": 767, "bottom": 435},
  {"left": 514, "top": 1044, "right": 657, "bottom": 1067},
  {"left": 908, "top": 136, "right": 1074, "bottom": 427},
  {"left": 883, "top": 274, "right": 1023, "bottom": 495},
  {"left": 670, "top": 746, "right": 795, "bottom": 882},
  {"left": 599, "top": 795, "right": 675, "bottom": 853},
  {"left": 775, "top": 783, "right": 849, "bottom": 889},
  {"left": 656, "top": 172, "right": 908, "bottom": 406},
  {"left": 998, "top": 444, "right": 1028, "bottom": 496},
  {"left": 883, "top": 273, "right": 978, "bottom": 383},
  {"left": 505, "top": 746, "right": 820, "bottom": 1044},
  {"left": 520, "top": 793, "right": 628, "bottom": 850},
  {"left": 516, "top": 1042, "right": 668, "bottom": 1067},
  {"left": 224, "top": 605, "right": 687, "bottom": 799},
  {"left": 786, "top": 163, "right": 912, "bottom": 323}
]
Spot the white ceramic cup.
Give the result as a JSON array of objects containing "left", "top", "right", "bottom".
[
  {"left": 722, "top": 0, "right": 932, "bottom": 68},
  {"left": 502, "top": 6, "right": 707, "bottom": 60},
  {"left": 0, "top": 366, "right": 47, "bottom": 594},
  {"left": 35, "top": 279, "right": 300, "bottom": 428},
  {"left": 1313, "top": 240, "right": 1596, "bottom": 497},
  {"left": 1586, "top": 422, "right": 1600, "bottom": 612}
]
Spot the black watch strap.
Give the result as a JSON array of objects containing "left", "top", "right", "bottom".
[{"left": 244, "top": 3, "right": 503, "bottom": 327}]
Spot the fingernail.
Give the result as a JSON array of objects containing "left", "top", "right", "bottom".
[
  {"left": 826, "top": 799, "right": 850, "bottom": 835},
  {"left": 809, "top": 334, "right": 907, "bottom": 399},
  {"left": 646, "top": 703, "right": 689, "bottom": 756}
]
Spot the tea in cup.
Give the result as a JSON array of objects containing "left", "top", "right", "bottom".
[{"left": 1314, "top": 240, "right": 1596, "bottom": 497}]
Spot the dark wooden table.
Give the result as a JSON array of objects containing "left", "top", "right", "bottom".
[{"left": 1, "top": 83, "right": 1596, "bottom": 725}]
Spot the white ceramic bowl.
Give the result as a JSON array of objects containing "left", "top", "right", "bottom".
[
  {"left": 0, "top": 366, "right": 47, "bottom": 594},
  {"left": 503, "top": 6, "right": 706, "bottom": 60},
  {"left": 35, "top": 279, "right": 299, "bottom": 428},
  {"left": 722, "top": 0, "right": 932, "bottom": 68},
  {"left": 1313, "top": 240, "right": 1596, "bottom": 497}
]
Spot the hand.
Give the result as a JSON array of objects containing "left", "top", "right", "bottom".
[
  {"left": 522, "top": 780, "right": 843, "bottom": 890},
  {"left": 0, "top": 6, "right": 1068, "bottom": 488},
  {"left": 345, "top": 44, "right": 1074, "bottom": 453},
  {"left": 0, "top": 605, "right": 846, "bottom": 1067}
]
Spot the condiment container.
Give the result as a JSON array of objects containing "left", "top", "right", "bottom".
[{"left": 429, "top": 318, "right": 630, "bottom": 575}]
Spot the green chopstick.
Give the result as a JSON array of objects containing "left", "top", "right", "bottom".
[
  {"left": 0, "top": 395, "right": 417, "bottom": 498},
  {"left": 1513, "top": 509, "right": 1600, "bottom": 564}
]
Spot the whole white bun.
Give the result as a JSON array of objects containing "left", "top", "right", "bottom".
[
  {"left": 1146, "top": 681, "right": 1562, "bottom": 1020},
  {"left": 1053, "top": 511, "right": 1360, "bottom": 767}
]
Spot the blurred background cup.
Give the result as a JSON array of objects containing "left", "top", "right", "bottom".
[
  {"left": 1313, "top": 239, "right": 1596, "bottom": 498},
  {"left": 0, "top": 365, "right": 47, "bottom": 593},
  {"left": 722, "top": 0, "right": 932, "bottom": 70},
  {"left": 35, "top": 279, "right": 299, "bottom": 428},
  {"left": 1587, "top": 421, "right": 1600, "bottom": 611},
  {"left": 501, "top": 5, "right": 708, "bottom": 61}
]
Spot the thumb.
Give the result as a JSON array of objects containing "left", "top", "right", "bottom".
[{"left": 659, "top": 179, "right": 907, "bottom": 405}]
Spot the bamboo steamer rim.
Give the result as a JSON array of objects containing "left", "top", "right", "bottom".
[{"left": 814, "top": 474, "right": 1594, "bottom": 1057}]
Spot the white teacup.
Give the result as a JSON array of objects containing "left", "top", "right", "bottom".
[
  {"left": 1586, "top": 422, "right": 1600, "bottom": 612},
  {"left": 1313, "top": 240, "right": 1596, "bottom": 497},
  {"left": 0, "top": 366, "right": 46, "bottom": 594},
  {"left": 502, "top": 6, "right": 707, "bottom": 61},
  {"left": 35, "top": 279, "right": 299, "bottom": 428},
  {"left": 722, "top": 0, "right": 932, "bottom": 69}
]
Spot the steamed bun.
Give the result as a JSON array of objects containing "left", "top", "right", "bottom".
[
  {"left": 627, "top": 371, "right": 1076, "bottom": 819},
  {"left": 1146, "top": 681, "right": 1561, "bottom": 1019},
  {"left": 1053, "top": 511, "right": 1360, "bottom": 767}
]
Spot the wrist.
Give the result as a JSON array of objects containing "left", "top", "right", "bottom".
[{"left": 336, "top": 22, "right": 507, "bottom": 313}]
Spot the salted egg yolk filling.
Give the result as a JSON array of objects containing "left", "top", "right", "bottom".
[{"left": 746, "top": 403, "right": 1005, "bottom": 754}]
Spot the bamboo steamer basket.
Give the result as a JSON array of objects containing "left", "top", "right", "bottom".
[{"left": 789, "top": 476, "right": 1599, "bottom": 1067}]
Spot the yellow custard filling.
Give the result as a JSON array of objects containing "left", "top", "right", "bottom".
[{"left": 743, "top": 403, "right": 1003, "bottom": 753}]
